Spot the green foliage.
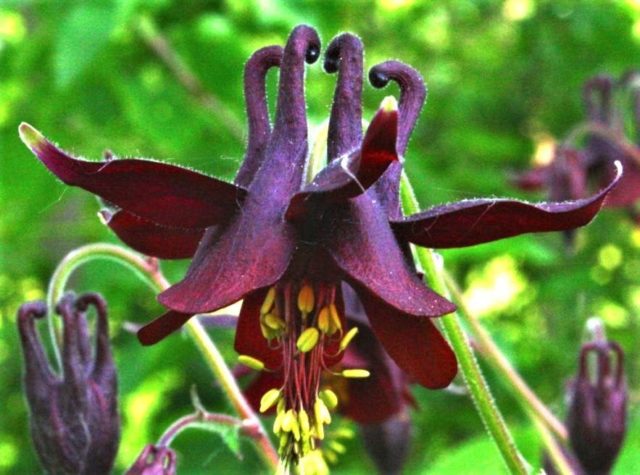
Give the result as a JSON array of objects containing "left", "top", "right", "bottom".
[{"left": 2, "top": 0, "right": 640, "bottom": 473}]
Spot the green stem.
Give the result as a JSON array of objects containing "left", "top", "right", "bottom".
[
  {"left": 46, "top": 243, "right": 278, "bottom": 470},
  {"left": 530, "top": 411, "right": 574, "bottom": 475},
  {"left": 443, "top": 271, "right": 568, "bottom": 442},
  {"left": 400, "top": 174, "right": 529, "bottom": 475}
]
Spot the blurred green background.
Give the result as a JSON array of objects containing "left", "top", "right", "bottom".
[{"left": 1, "top": 0, "right": 640, "bottom": 473}]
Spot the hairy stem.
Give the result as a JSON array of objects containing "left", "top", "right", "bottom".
[
  {"left": 399, "top": 174, "right": 530, "bottom": 475},
  {"left": 46, "top": 243, "right": 278, "bottom": 470}
]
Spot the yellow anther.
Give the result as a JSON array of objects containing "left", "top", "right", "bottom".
[
  {"left": 317, "top": 306, "right": 331, "bottom": 333},
  {"left": 314, "top": 398, "right": 331, "bottom": 425},
  {"left": 282, "top": 409, "right": 300, "bottom": 441},
  {"left": 328, "top": 440, "right": 346, "bottom": 455},
  {"left": 297, "top": 327, "right": 320, "bottom": 353},
  {"left": 260, "top": 287, "right": 277, "bottom": 315},
  {"left": 298, "top": 409, "right": 311, "bottom": 436},
  {"left": 263, "top": 312, "right": 285, "bottom": 330},
  {"left": 238, "top": 355, "right": 265, "bottom": 371},
  {"left": 297, "top": 284, "right": 315, "bottom": 313},
  {"left": 339, "top": 327, "right": 359, "bottom": 352},
  {"left": 328, "top": 304, "right": 342, "bottom": 334},
  {"left": 342, "top": 368, "right": 370, "bottom": 379},
  {"left": 260, "top": 388, "right": 281, "bottom": 413},
  {"left": 273, "top": 411, "right": 285, "bottom": 434},
  {"left": 278, "top": 432, "right": 288, "bottom": 453},
  {"left": 319, "top": 389, "right": 338, "bottom": 410},
  {"left": 259, "top": 321, "right": 272, "bottom": 339},
  {"left": 324, "top": 449, "right": 338, "bottom": 464}
]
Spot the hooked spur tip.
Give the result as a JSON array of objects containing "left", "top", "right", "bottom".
[
  {"left": 19, "top": 122, "right": 46, "bottom": 152},
  {"left": 369, "top": 68, "right": 390, "bottom": 88},
  {"left": 324, "top": 53, "right": 339, "bottom": 73},
  {"left": 305, "top": 43, "right": 320, "bottom": 64}
]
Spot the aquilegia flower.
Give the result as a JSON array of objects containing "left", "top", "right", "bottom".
[
  {"left": 566, "top": 340, "right": 627, "bottom": 474},
  {"left": 21, "top": 25, "right": 620, "bottom": 467},
  {"left": 125, "top": 444, "right": 177, "bottom": 475},
  {"left": 17, "top": 293, "right": 120, "bottom": 475},
  {"left": 514, "top": 72, "right": 640, "bottom": 227}
]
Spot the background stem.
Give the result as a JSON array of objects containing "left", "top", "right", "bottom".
[{"left": 400, "top": 173, "right": 530, "bottom": 475}]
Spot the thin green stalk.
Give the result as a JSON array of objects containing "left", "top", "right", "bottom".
[
  {"left": 444, "top": 271, "right": 568, "bottom": 442},
  {"left": 400, "top": 173, "right": 529, "bottom": 475},
  {"left": 46, "top": 243, "right": 278, "bottom": 470},
  {"left": 530, "top": 412, "right": 574, "bottom": 475}
]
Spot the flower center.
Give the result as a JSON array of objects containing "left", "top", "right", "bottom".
[{"left": 252, "top": 282, "right": 368, "bottom": 469}]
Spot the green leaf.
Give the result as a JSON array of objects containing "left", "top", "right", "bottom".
[
  {"left": 191, "top": 420, "right": 241, "bottom": 458},
  {"left": 54, "top": 4, "right": 117, "bottom": 88}
]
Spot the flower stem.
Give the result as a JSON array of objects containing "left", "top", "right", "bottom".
[
  {"left": 443, "top": 271, "right": 568, "bottom": 442},
  {"left": 158, "top": 412, "right": 244, "bottom": 448},
  {"left": 530, "top": 411, "right": 574, "bottom": 475},
  {"left": 399, "top": 174, "right": 530, "bottom": 475},
  {"left": 46, "top": 243, "right": 278, "bottom": 470}
]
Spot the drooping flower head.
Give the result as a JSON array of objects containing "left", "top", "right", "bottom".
[
  {"left": 566, "top": 340, "right": 627, "bottom": 474},
  {"left": 513, "top": 72, "right": 639, "bottom": 231},
  {"left": 17, "top": 293, "right": 120, "bottom": 475},
  {"left": 125, "top": 444, "right": 177, "bottom": 475},
  {"left": 21, "top": 25, "right": 621, "bottom": 469}
]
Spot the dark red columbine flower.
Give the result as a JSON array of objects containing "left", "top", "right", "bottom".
[
  {"left": 566, "top": 340, "right": 627, "bottom": 475},
  {"left": 21, "top": 25, "right": 620, "bottom": 466},
  {"left": 513, "top": 73, "right": 639, "bottom": 227},
  {"left": 125, "top": 444, "right": 177, "bottom": 475},
  {"left": 17, "top": 293, "right": 120, "bottom": 475}
]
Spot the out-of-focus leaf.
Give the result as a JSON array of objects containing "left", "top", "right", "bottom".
[
  {"left": 424, "top": 426, "right": 541, "bottom": 474},
  {"left": 190, "top": 420, "right": 241, "bottom": 457},
  {"left": 54, "top": 4, "right": 118, "bottom": 88}
]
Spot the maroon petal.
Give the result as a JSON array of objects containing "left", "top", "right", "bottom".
[
  {"left": 510, "top": 165, "right": 550, "bottom": 191},
  {"left": 99, "top": 209, "right": 203, "bottom": 259},
  {"left": 340, "top": 369, "right": 404, "bottom": 424},
  {"left": 392, "top": 162, "right": 622, "bottom": 249},
  {"left": 369, "top": 61, "right": 427, "bottom": 219},
  {"left": 599, "top": 156, "right": 640, "bottom": 207},
  {"left": 285, "top": 102, "right": 399, "bottom": 222},
  {"left": 234, "top": 289, "right": 282, "bottom": 370},
  {"left": 327, "top": 196, "right": 455, "bottom": 317},
  {"left": 339, "top": 321, "right": 406, "bottom": 423},
  {"left": 137, "top": 310, "right": 193, "bottom": 346},
  {"left": 19, "top": 123, "right": 246, "bottom": 229},
  {"left": 158, "top": 211, "right": 294, "bottom": 313},
  {"left": 358, "top": 289, "right": 457, "bottom": 389}
]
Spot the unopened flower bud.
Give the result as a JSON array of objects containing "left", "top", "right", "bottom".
[
  {"left": 17, "top": 293, "right": 120, "bottom": 475},
  {"left": 125, "top": 444, "right": 177, "bottom": 475},
  {"left": 567, "top": 341, "right": 627, "bottom": 474}
]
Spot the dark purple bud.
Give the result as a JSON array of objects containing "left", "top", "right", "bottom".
[
  {"left": 567, "top": 341, "right": 627, "bottom": 475},
  {"left": 360, "top": 411, "right": 412, "bottom": 475},
  {"left": 125, "top": 444, "right": 177, "bottom": 475},
  {"left": 17, "top": 293, "right": 120, "bottom": 475},
  {"left": 583, "top": 75, "right": 615, "bottom": 125}
]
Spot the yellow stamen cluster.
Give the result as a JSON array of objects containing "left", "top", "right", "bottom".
[
  {"left": 253, "top": 283, "right": 372, "bottom": 470},
  {"left": 260, "top": 287, "right": 285, "bottom": 340}
]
